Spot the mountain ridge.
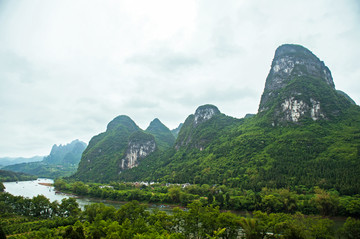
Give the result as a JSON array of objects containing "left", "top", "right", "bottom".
[
  {"left": 72, "top": 44, "right": 360, "bottom": 194},
  {"left": 3, "top": 139, "right": 87, "bottom": 178}
]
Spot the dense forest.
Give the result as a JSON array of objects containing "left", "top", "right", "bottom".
[
  {"left": 1, "top": 191, "right": 359, "bottom": 238},
  {"left": 109, "top": 103, "right": 360, "bottom": 195},
  {"left": 0, "top": 170, "right": 37, "bottom": 182},
  {"left": 54, "top": 179, "right": 360, "bottom": 218}
]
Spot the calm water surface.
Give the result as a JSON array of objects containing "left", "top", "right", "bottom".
[
  {"left": 3, "top": 178, "right": 169, "bottom": 211},
  {"left": 3, "top": 178, "right": 124, "bottom": 209}
]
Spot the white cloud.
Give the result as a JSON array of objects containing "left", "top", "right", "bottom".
[{"left": 0, "top": 0, "right": 359, "bottom": 157}]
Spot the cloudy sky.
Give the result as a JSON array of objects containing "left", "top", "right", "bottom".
[{"left": 1, "top": 0, "right": 359, "bottom": 157}]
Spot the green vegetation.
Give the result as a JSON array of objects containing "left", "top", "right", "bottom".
[
  {"left": 73, "top": 115, "right": 176, "bottom": 183},
  {"left": 111, "top": 103, "right": 360, "bottom": 195},
  {"left": 72, "top": 48, "right": 360, "bottom": 195},
  {"left": 1, "top": 190, "right": 359, "bottom": 238},
  {"left": 42, "top": 140, "right": 86, "bottom": 165},
  {"left": 72, "top": 76, "right": 360, "bottom": 195},
  {"left": 54, "top": 179, "right": 360, "bottom": 218},
  {"left": 0, "top": 170, "right": 37, "bottom": 182},
  {"left": 2, "top": 140, "right": 86, "bottom": 179},
  {"left": 0, "top": 156, "right": 43, "bottom": 168},
  {"left": 3, "top": 162, "right": 78, "bottom": 179},
  {"left": 146, "top": 118, "right": 176, "bottom": 150}
]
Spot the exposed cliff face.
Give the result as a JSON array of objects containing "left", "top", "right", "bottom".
[
  {"left": 74, "top": 116, "right": 143, "bottom": 182},
  {"left": 120, "top": 135, "right": 156, "bottom": 170},
  {"left": 194, "top": 105, "right": 221, "bottom": 125},
  {"left": 258, "top": 44, "right": 350, "bottom": 124},
  {"left": 73, "top": 115, "right": 162, "bottom": 182}
]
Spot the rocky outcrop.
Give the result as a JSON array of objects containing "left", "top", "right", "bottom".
[
  {"left": 74, "top": 115, "right": 143, "bottom": 182},
  {"left": 175, "top": 104, "right": 227, "bottom": 150},
  {"left": 258, "top": 44, "right": 350, "bottom": 124},
  {"left": 194, "top": 105, "right": 221, "bottom": 126},
  {"left": 280, "top": 97, "right": 324, "bottom": 122},
  {"left": 120, "top": 132, "right": 156, "bottom": 170}
]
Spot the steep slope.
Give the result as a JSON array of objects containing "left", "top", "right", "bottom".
[
  {"left": 69, "top": 44, "right": 360, "bottom": 194},
  {"left": 175, "top": 104, "right": 222, "bottom": 150},
  {"left": 120, "top": 131, "right": 156, "bottom": 170},
  {"left": 43, "top": 139, "right": 87, "bottom": 165},
  {"left": 145, "top": 118, "right": 175, "bottom": 150},
  {"left": 117, "top": 104, "right": 241, "bottom": 182},
  {"left": 171, "top": 123, "right": 183, "bottom": 138},
  {"left": 258, "top": 44, "right": 352, "bottom": 124},
  {"left": 119, "top": 45, "right": 360, "bottom": 194},
  {"left": 73, "top": 115, "right": 157, "bottom": 182}
]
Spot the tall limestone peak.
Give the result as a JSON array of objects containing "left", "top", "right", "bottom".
[
  {"left": 74, "top": 115, "right": 151, "bottom": 182},
  {"left": 146, "top": 118, "right": 168, "bottom": 132},
  {"left": 107, "top": 115, "right": 140, "bottom": 132},
  {"left": 258, "top": 44, "right": 350, "bottom": 124},
  {"left": 194, "top": 104, "right": 221, "bottom": 125},
  {"left": 175, "top": 104, "right": 235, "bottom": 150},
  {"left": 264, "top": 44, "right": 334, "bottom": 92},
  {"left": 146, "top": 118, "right": 175, "bottom": 150}
]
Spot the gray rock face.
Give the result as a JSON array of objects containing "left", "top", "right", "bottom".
[
  {"left": 194, "top": 105, "right": 220, "bottom": 126},
  {"left": 259, "top": 44, "right": 334, "bottom": 113},
  {"left": 175, "top": 104, "right": 221, "bottom": 150},
  {"left": 258, "top": 44, "right": 339, "bottom": 124},
  {"left": 280, "top": 97, "right": 324, "bottom": 122},
  {"left": 120, "top": 139, "right": 156, "bottom": 170}
]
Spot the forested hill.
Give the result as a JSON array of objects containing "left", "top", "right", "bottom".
[
  {"left": 146, "top": 118, "right": 176, "bottom": 150},
  {"left": 73, "top": 44, "right": 360, "bottom": 195},
  {"left": 0, "top": 169, "right": 37, "bottom": 182},
  {"left": 73, "top": 116, "right": 176, "bottom": 182}
]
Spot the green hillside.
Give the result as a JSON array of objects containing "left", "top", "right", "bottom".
[
  {"left": 72, "top": 44, "right": 360, "bottom": 195},
  {"left": 116, "top": 45, "right": 360, "bottom": 194},
  {"left": 0, "top": 169, "right": 37, "bottom": 182},
  {"left": 146, "top": 118, "right": 176, "bottom": 150}
]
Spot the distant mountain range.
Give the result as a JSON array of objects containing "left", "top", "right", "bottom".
[
  {"left": 0, "top": 156, "right": 44, "bottom": 168},
  {"left": 3, "top": 140, "right": 87, "bottom": 178}
]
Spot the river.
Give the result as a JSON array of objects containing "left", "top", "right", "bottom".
[
  {"left": 3, "top": 178, "right": 347, "bottom": 231},
  {"left": 3, "top": 178, "right": 126, "bottom": 209},
  {"left": 3, "top": 178, "right": 173, "bottom": 212}
]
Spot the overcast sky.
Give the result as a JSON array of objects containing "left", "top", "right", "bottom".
[{"left": 0, "top": 0, "right": 359, "bottom": 157}]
